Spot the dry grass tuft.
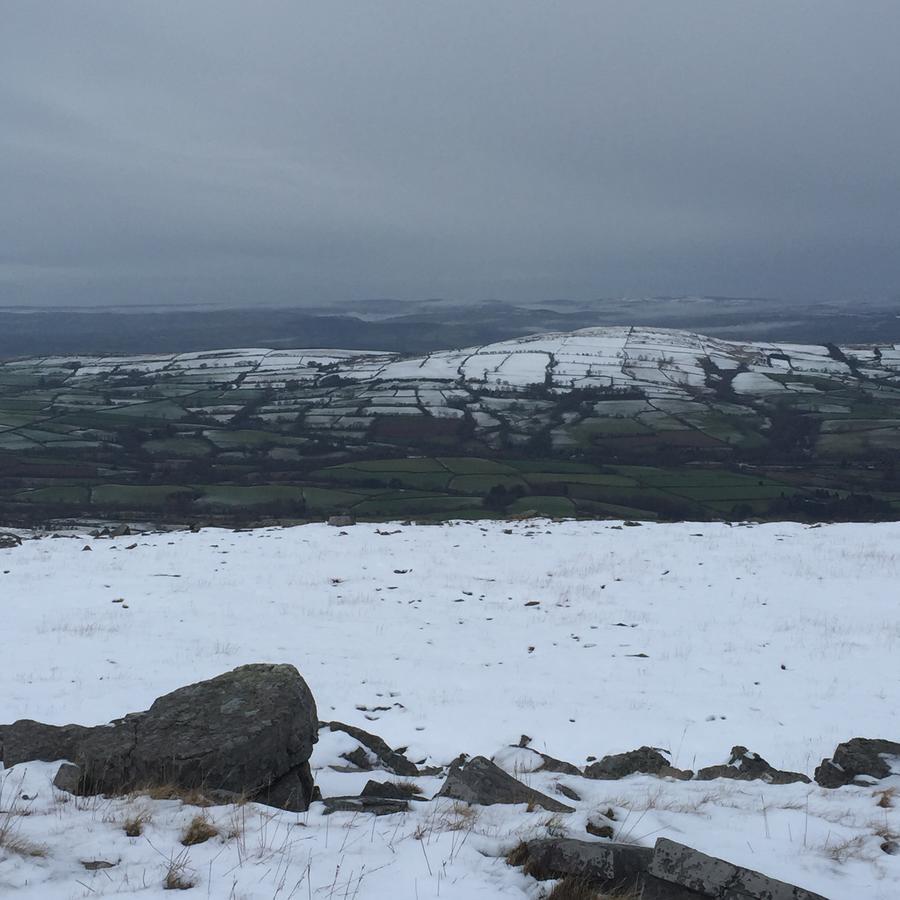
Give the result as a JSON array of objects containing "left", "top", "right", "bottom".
[
  {"left": 822, "top": 833, "right": 868, "bottom": 863},
  {"left": 180, "top": 814, "right": 219, "bottom": 846},
  {"left": 0, "top": 830, "right": 48, "bottom": 858},
  {"left": 506, "top": 840, "right": 530, "bottom": 868},
  {"left": 163, "top": 849, "right": 196, "bottom": 890},
  {"left": 447, "top": 801, "right": 480, "bottom": 831},
  {"left": 123, "top": 809, "right": 152, "bottom": 837},
  {"left": 0, "top": 779, "right": 47, "bottom": 859},
  {"left": 388, "top": 779, "right": 424, "bottom": 797},
  {"left": 546, "top": 877, "right": 638, "bottom": 899},
  {"left": 137, "top": 783, "right": 216, "bottom": 807},
  {"left": 875, "top": 787, "right": 896, "bottom": 809}
]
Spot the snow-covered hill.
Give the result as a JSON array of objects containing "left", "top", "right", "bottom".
[
  {"left": 1, "top": 519, "right": 898, "bottom": 897},
  {"left": 14, "top": 325, "right": 900, "bottom": 398}
]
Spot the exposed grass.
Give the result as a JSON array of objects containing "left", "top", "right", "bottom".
[
  {"left": 0, "top": 784, "right": 46, "bottom": 859},
  {"left": 546, "top": 878, "right": 638, "bottom": 899},
  {"left": 180, "top": 813, "right": 219, "bottom": 846},
  {"left": 546, "top": 878, "right": 601, "bottom": 900},
  {"left": 132, "top": 783, "right": 216, "bottom": 807},
  {"left": 387, "top": 779, "right": 424, "bottom": 797},
  {"left": 163, "top": 848, "right": 196, "bottom": 890},
  {"left": 821, "top": 833, "right": 869, "bottom": 864},
  {"left": 123, "top": 810, "right": 152, "bottom": 837}
]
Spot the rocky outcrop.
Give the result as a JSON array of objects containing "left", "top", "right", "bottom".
[
  {"left": 814, "top": 737, "right": 900, "bottom": 788},
  {"left": 509, "top": 837, "right": 827, "bottom": 899},
  {"left": 584, "top": 746, "right": 692, "bottom": 780},
  {"left": 436, "top": 755, "right": 574, "bottom": 813},
  {"left": 0, "top": 532, "right": 22, "bottom": 549},
  {"left": 696, "top": 746, "right": 810, "bottom": 785},
  {"left": 1, "top": 664, "right": 319, "bottom": 811}
]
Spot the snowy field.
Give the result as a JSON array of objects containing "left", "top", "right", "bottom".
[{"left": 1, "top": 520, "right": 899, "bottom": 898}]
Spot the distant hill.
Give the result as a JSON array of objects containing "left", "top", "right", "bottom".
[
  {"left": 1, "top": 326, "right": 899, "bottom": 524},
  {"left": 1, "top": 297, "right": 898, "bottom": 358}
]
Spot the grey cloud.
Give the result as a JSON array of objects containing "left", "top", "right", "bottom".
[{"left": 1, "top": 1, "right": 899, "bottom": 306}]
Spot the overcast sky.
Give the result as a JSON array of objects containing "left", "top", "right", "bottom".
[{"left": 2, "top": 2, "right": 899, "bottom": 308}]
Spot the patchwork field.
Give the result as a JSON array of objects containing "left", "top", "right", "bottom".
[{"left": 2, "top": 327, "right": 900, "bottom": 524}]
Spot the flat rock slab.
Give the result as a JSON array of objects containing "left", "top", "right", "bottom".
[
  {"left": 321, "top": 796, "right": 409, "bottom": 816},
  {"left": 436, "top": 755, "right": 573, "bottom": 813},
  {"left": 519, "top": 838, "right": 652, "bottom": 886},
  {"left": 649, "top": 838, "right": 829, "bottom": 899},
  {"left": 360, "top": 779, "right": 423, "bottom": 801}
]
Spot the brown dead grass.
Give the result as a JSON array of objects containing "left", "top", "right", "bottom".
[
  {"left": 123, "top": 811, "right": 152, "bottom": 837},
  {"left": 545, "top": 877, "right": 639, "bottom": 899},
  {"left": 0, "top": 830, "right": 47, "bottom": 858},
  {"left": 0, "top": 798, "right": 46, "bottom": 859},
  {"left": 388, "top": 779, "right": 424, "bottom": 797},
  {"left": 137, "top": 784, "right": 216, "bottom": 806},
  {"left": 163, "top": 849, "right": 196, "bottom": 890},
  {"left": 180, "top": 814, "right": 219, "bottom": 846}
]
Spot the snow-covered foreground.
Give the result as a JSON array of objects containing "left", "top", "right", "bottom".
[{"left": 1, "top": 520, "right": 899, "bottom": 898}]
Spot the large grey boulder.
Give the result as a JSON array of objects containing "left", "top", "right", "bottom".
[
  {"left": 814, "top": 737, "right": 900, "bottom": 788},
  {"left": 649, "top": 838, "right": 828, "bottom": 899},
  {"left": 696, "top": 746, "right": 810, "bottom": 785},
  {"left": 0, "top": 664, "right": 319, "bottom": 811},
  {"left": 437, "top": 755, "right": 574, "bottom": 813},
  {"left": 0, "top": 532, "right": 22, "bottom": 549},
  {"left": 584, "top": 746, "right": 691, "bottom": 780}
]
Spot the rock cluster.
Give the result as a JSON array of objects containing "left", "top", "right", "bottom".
[{"left": 4, "top": 665, "right": 897, "bottom": 898}]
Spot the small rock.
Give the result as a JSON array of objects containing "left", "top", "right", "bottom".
[
  {"left": 81, "top": 860, "right": 116, "bottom": 870},
  {"left": 53, "top": 762, "right": 82, "bottom": 794},
  {"left": 556, "top": 783, "right": 582, "bottom": 802},
  {"left": 585, "top": 819, "right": 614, "bottom": 839}
]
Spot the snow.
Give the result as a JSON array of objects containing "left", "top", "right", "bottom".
[{"left": 2, "top": 520, "right": 899, "bottom": 898}]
